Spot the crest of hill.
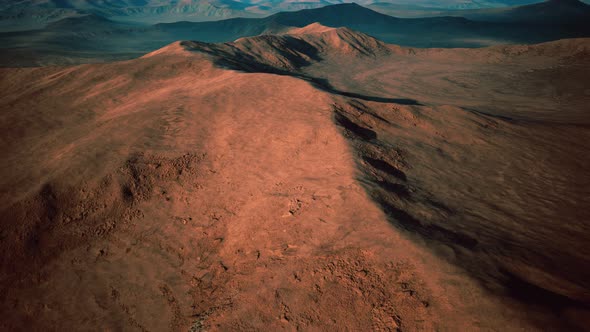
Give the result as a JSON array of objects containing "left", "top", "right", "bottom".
[
  {"left": 484, "top": 37, "right": 590, "bottom": 60},
  {"left": 144, "top": 24, "right": 590, "bottom": 69},
  {"left": 142, "top": 41, "right": 191, "bottom": 58},
  {"left": 158, "top": 23, "right": 397, "bottom": 72},
  {"left": 281, "top": 23, "right": 394, "bottom": 57},
  {"left": 287, "top": 22, "right": 337, "bottom": 35},
  {"left": 394, "top": 37, "right": 590, "bottom": 63}
]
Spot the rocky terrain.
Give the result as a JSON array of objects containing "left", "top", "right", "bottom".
[{"left": 1, "top": 23, "right": 589, "bottom": 330}]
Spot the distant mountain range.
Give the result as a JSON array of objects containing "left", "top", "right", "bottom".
[
  {"left": 458, "top": 0, "right": 590, "bottom": 23},
  {"left": 2, "top": 0, "right": 584, "bottom": 29},
  {"left": 154, "top": 1, "right": 590, "bottom": 47},
  {"left": 1, "top": 1, "right": 589, "bottom": 66},
  {"left": 371, "top": 0, "right": 590, "bottom": 22}
]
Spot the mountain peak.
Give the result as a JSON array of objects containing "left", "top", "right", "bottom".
[
  {"left": 268, "top": 2, "right": 395, "bottom": 28},
  {"left": 142, "top": 41, "right": 188, "bottom": 58},
  {"left": 153, "top": 25, "right": 393, "bottom": 73},
  {"left": 287, "top": 23, "right": 338, "bottom": 35},
  {"left": 45, "top": 14, "right": 122, "bottom": 31},
  {"left": 287, "top": 24, "right": 391, "bottom": 57}
]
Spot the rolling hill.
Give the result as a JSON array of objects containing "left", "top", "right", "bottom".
[{"left": 1, "top": 23, "right": 589, "bottom": 330}]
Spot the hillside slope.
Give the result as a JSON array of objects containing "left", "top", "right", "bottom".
[
  {"left": 0, "top": 36, "right": 535, "bottom": 331},
  {"left": 1, "top": 26, "right": 589, "bottom": 330}
]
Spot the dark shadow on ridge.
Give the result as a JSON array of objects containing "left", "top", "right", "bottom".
[
  {"left": 305, "top": 74, "right": 422, "bottom": 105},
  {"left": 185, "top": 39, "right": 590, "bottom": 329},
  {"left": 331, "top": 102, "right": 590, "bottom": 331},
  {"left": 182, "top": 40, "right": 422, "bottom": 106}
]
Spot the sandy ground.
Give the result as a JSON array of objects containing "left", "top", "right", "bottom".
[{"left": 1, "top": 26, "right": 589, "bottom": 331}]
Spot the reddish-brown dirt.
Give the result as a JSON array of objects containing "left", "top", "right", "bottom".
[{"left": 1, "top": 26, "right": 589, "bottom": 331}]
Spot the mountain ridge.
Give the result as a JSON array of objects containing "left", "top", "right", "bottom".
[
  {"left": 8, "top": 0, "right": 590, "bottom": 28},
  {"left": 2, "top": 2, "right": 590, "bottom": 66},
  {"left": 142, "top": 22, "right": 590, "bottom": 75}
]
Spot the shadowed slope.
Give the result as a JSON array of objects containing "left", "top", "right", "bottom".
[
  {"left": 0, "top": 37, "right": 547, "bottom": 331},
  {"left": 176, "top": 24, "right": 393, "bottom": 70},
  {"left": 174, "top": 25, "right": 422, "bottom": 104},
  {"left": 1, "top": 20, "right": 590, "bottom": 332},
  {"left": 166, "top": 27, "right": 590, "bottom": 329}
]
